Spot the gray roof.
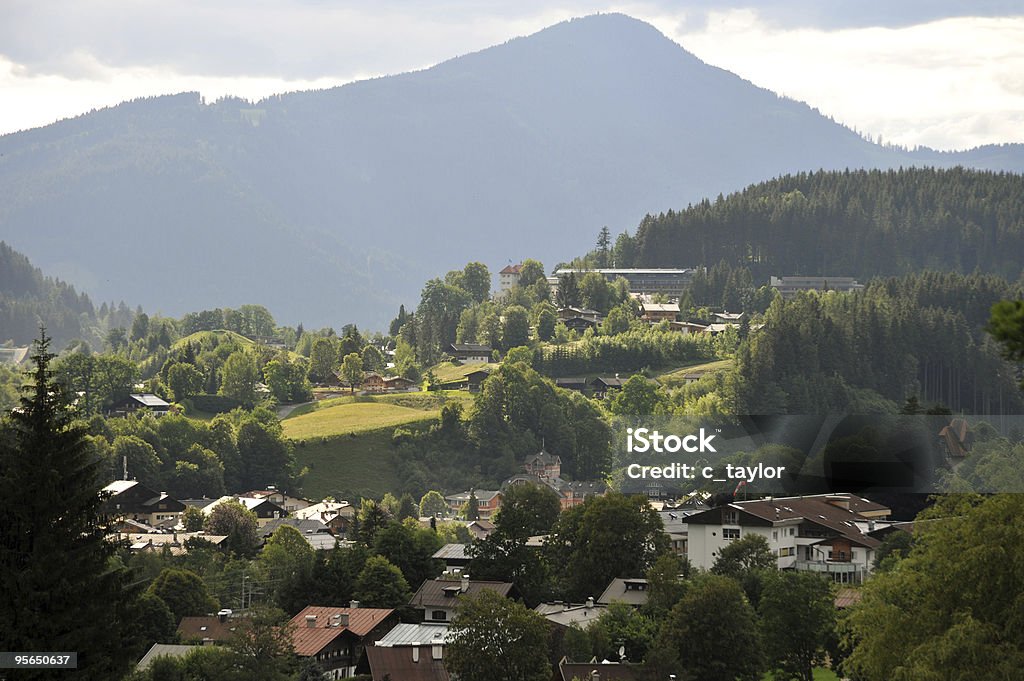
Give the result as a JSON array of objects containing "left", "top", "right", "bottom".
[
  {"left": 538, "top": 603, "right": 607, "bottom": 629},
  {"left": 137, "top": 644, "right": 197, "bottom": 670},
  {"left": 410, "top": 579, "right": 513, "bottom": 609},
  {"left": 597, "top": 578, "right": 650, "bottom": 607},
  {"left": 129, "top": 393, "right": 171, "bottom": 408},
  {"left": 260, "top": 518, "right": 331, "bottom": 538},
  {"left": 445, "top": 489, "right": 501, "bottom": 503},
  {"left": 432, "top": 543, "right": 471, "bottom": 561},
  {"left": 375, "top": 623, "right": 453, "bottom": 647}
]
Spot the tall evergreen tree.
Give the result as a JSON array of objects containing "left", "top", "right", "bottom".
[{"left": 0, "top": 330, "right": 137, "bottom": 678}]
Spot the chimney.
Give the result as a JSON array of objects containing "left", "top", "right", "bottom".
[
  {"left": 586, "top": 597, "right": 594, "bottom": 609},
  {"left": 349, "top": 600, "right": 360, "bottom": 610},
  {"left": 305, "top": 615, "right": 317, "bottom": 628},
  {"left": 339, "top": 612, "right": 349, "bottom": 627},
  {"left": 461, "top": 574, "right": 470, "bottom": 593}
]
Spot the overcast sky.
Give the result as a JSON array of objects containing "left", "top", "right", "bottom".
[{"left": 2, "top": 1, "right": 1022, "bottom": 150}]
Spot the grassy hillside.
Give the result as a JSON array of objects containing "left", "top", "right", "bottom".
[
  {"left": 294, "top": 425, "right": 420, "bottom": 501},
  {"left": 655, "top": 359, "right": 733, "bottom": 388},
  {"left": 282, "top": 402, "right": 438, "bottom": 440}
]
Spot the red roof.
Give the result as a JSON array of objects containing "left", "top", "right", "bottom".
[
  {"left": 499, "top": 264, "right": 522, "bottom": 274},
  {"left": 288, "top": 606, "right": 395, "bottom": 656}
]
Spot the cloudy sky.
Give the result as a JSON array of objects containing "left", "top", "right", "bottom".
[{"left": 2, "top": 1, "right": 1022, "bottom": 150}]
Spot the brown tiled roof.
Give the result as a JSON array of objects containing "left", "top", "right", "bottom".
[
  {"left": 834, "top": 588, "right": 863, "bottom": 609},
  {"left": 366, "top": 645, "right": 450, "bottom": 681},
  {"left": 177, "top": 616, "right": 240, "bottom": 643},
  {"left": 409, "top": 580, "right": 513, "bottom": 609},
  {"left": 288, "top": 606, "right": 395, "bottom": 656},
  {"left": 499, "top": 264, "right": 522, "bottom": 275}
]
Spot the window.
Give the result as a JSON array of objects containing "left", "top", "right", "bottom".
[
  {"left": 431, "top": 610, "right": 447, "bottom": 621},
  {"left": 723, "top": 528, "right": 740, "bottom": 540},
  {"left": 778, "top": 547, "right": 794, "bottom": 557},
  {"left": 772, "top": 531, "right": 778, "bottom": 541},
  {"left": 723, "top": 510, "right": 739, "bottom": 524},
  {"left": 789, "top": 528, "right": 795, "bottom": 536}
]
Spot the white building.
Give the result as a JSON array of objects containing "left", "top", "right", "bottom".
[{"left": 685, "top": 494, "right": 891, "bottom": 583}]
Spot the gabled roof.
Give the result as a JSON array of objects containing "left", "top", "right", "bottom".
[
  {"left": 260, "top": 518, "right": 332, "bottom": 538},
  {"left": 177, "top": 616, "right": 240, "bottom": 643},
  {"left": 103, "top": 480, "right": 141, "bottom": 495},
  {"left": 641, "top": 302, "right": 680, "bottom": 313},
  {"left": 288, "top": 606, "right": 395, "bottom": 656},
  {"left": 590, "top": 377, "right": 625, "bottom": 388},
  {"left": 537, "top": 602, "right": 606, "bottom": 629},
  {"left": 499, "top": 264, "right": 523, "bottom": 274},
  {"left": 687, "top": 494, "right": 888, "bottom": 549},
  {"left": 432, "top": 543, "right": 471, "bottom": 562},
  {"left": 409, "top": 579, "right": 514, "bottom": 609},
  {"left": 128, "top": 393, "right": 171, "bottom": 408},
  {"left": 597, "top": 578, "right": 650, "bottom": 607},
  {"left": 525, "top": 448, "right": 561, "bottom": 467}
]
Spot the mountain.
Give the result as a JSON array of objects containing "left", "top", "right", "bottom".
[
  {"left": 1, "top": 13, "right": 1021, "bottom": 328},
  {"left": 0, "top": 241, "right": 133, "bottom": 350}
]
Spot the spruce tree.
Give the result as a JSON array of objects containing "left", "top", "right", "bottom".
[{"left": 0, "top": 330, "right": 135, "bottom": 678}]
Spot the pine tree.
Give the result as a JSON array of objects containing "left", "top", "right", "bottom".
[{"left": 0, "top": 329, "right": 136, "bottom": 679}]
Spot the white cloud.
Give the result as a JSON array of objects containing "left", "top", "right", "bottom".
[{"left": 667, "top": 11, "right": 1024, "bottom": 149}]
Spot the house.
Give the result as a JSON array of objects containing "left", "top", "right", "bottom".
[
  {"left": 685, "top": 493, "right": 891, "bottom": 583},
  {"left": 590, "top": 376, "right": 625, "bottom": 399},
  {"left": 289, "top": 605, "right": 398, "bottom": 680},
  {"left": 524, "top": 448, "right": 562, "bottom": 480},
  {"left": 506, "top": 449, "right": 608, "bottom": 510},
  {"left": 640, "top": 302, "right": 679, "bottom": 323},
  {"left": 432, "top": 543, "right": 472, "bottom": 571},
  {"left": 366, "top": 646, "right": 448, "bottom": 681},
  {"left": 597, "top": 578, "right": 650, "bottom": 608},
  {"left": 109, "top": 393, "right": 171, "bottom": 416},
  {"left": 177, "top": 611, "right": 240, "bottom": 645},
  {"left": 712, "top": 311, "right": 745, "bottom": 324},
  {"left": 557, "top": 307, "right": 602, "bottom": 322},
  {"left": 448, "top": 344, "right": 492, "bottom": 364},
  {"left": 102, "top": 480, "right": 185, "bottom": 527},
  {"left": 562, "top": 316, "right": 601, "bottom": 334},
  {"left": 668, "top": 320, "right": 709, "bottom": 335},
  {"left": 410, "top": 576, "right": 515, "bottom": 624},
  {"left": 498, "top": 263, "right": 523, "bottom": 296},
  {"left": 119, "top": 532, "right": 228, "bottom": 556},
  {"left": 362, "top": 373, "right": 387, "bottom": 393},
  {"left": 259, "top": 518, "right": 339, "bottom": 550},
  {"left": 465, "top": 369, "right": 491, "bottom": 394},
  {"left": 367, "top": 624, "right": 452, "bottom": 681},
  {"left": 769, "top": 275, "right": 865, "bottom": 299},
  {"left": 465, "top": 519, "right": 495, "bottom": 541},
  {"left": 554, "top": 378, "right": 588, "bottom": 392},
  {"left": 242, "top": 487, "right": 311, "bottom": 513},
  {"left": 444, "top": 490, "right": 502, "bottom": 519},
  {"left": 201, "top": 495, "right": 287, "bottom": 528},
  {"left": 383, "top": 375, "right": 417, "bottom": 392},
  {"left": 551, "top": 268, "right": 696, "bottom": 298},
  {"left": 294, "top": 500, "right": 356, "bottom": 537},
  {"left": 536, "top": 597, "right": 606, "bottom": 629}
]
